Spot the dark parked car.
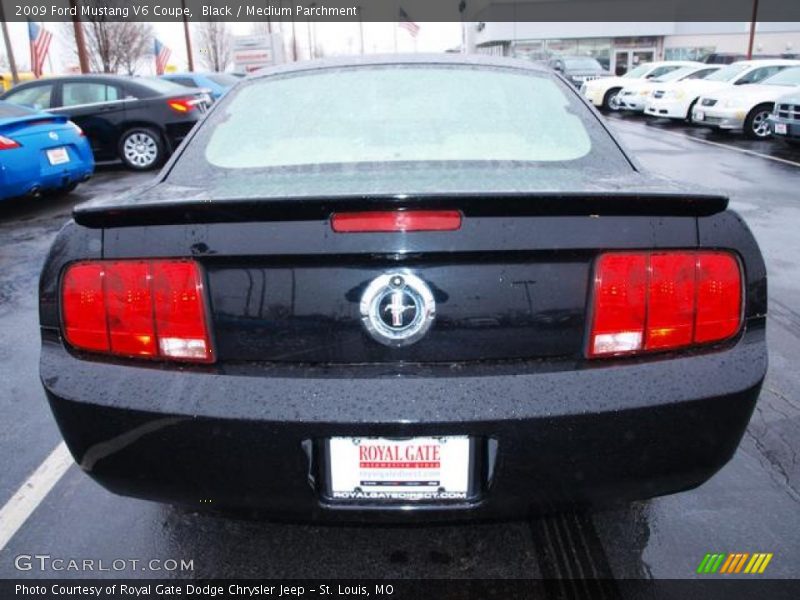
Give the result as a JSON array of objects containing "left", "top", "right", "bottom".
[
  {"left": 548, "top": 55, "right": 610, "bottom": 87},
  {"left": 769, "top": 90, "right": 800, "bottom": 145},
  {"left": 40, "top": 55, "right": 766, "bottom": 520},
  {"left": 703, "top": 52, "right": 747, "bottom": 65},
  {"left": 0, "top": 75, "right": 211, "bottom": 170}
]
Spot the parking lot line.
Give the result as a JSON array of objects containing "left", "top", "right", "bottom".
[
  {"left": 611, "top": 120, "right": 800, "bottom": 169},
  {"left": 0, "top": 442, "right": 72, "bottom": 551}
]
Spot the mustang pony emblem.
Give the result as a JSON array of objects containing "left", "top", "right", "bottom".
[{"left": 360, "top": 272, "right": 436, "bottom": 347}]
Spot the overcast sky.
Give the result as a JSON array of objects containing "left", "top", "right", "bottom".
[{"left": 1, "top": 21, "right": 462, "bottom": 74}]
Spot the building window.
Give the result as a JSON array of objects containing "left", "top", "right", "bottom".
[{"left": 665, "top": 47, "right": 716, "bottom": 61}]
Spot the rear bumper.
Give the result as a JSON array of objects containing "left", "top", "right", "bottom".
[
  {"left": 164, "top": 121, "right": 199, "bottom": 151},
  {"left": 0, "top": 147, "right": 93, "bottom": 201},
  {"left": 41, "top": 325, "right": 766, "bottom": 521}
]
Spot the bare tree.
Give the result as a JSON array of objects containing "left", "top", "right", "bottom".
[
  {"left": 64, "top": 19, "right": 153, "bottom": 75},
  {"left": 196, "top": 22, "right": 231, "bottom": 72}
]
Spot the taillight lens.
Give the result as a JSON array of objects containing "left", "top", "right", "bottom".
[
  {"left": 68, "top": 121, "right": 85, "bottom": 136},
  {"left": 588, "top": 251, "right": 742, "bottom": 358},
  {"left": 0, "top": 134, "right": 20, "bottom": 150},
  {"left": 61, "top": 260, "right": 213, "bottom": 363},
  {"left": 331, "top": 210, "right": 462, "bottom": 233},
  {"left": 167, "top": 98, "right": 197, "bottom": 113}
]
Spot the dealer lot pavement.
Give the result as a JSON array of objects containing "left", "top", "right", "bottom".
[{"left": 1, "top": 119, "right": 799, "bottom": 580}]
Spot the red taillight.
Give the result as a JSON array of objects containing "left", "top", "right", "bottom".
[
  {"left": 61, "top": 260, "right": 213, "bottom": 363},
  {"left": 331, "top": 210, "right": 462, "bottom": 233},
  {"left": 167, "top": 98, "right": 196, "bottom": 113},
  {"left": 68, "top": 121, "right": 85, "bottom": 136},
  {"left": 588, "top": 251, "right": 742, "bottom": 358},
  {"left": 0, "top": 134, "right": 20, "bottom": 150}
]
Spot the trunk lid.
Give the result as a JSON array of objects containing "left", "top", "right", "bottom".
[{"left": 89, "top": 191, "right": 721, "bottom": 364}]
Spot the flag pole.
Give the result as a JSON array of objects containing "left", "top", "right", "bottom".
[
  {"left": 28, "top": 19, "right": 35, "bottom": 77},
  {"left": 0, "top": 4, "right": 19, "bottom": 84}
]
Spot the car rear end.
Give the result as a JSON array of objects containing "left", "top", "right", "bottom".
[
  {"left": 39, "top": 56, "right": 767, "bottom": 520},
  {"left": 160, "top": 91, "right": 211, "bottom": 149},
  {"left": 134, "top": 78, "right": 212, "bottom": 151},
  {"left": 0, "top": 105, "right": 93, "bottom": 201}
]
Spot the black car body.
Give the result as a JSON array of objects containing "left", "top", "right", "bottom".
[
  {"left": 769, "top": 91, "right": 800, "bottom": 144},
  {"left": 39, "top": 55, "right": 767, "bottom": 521},
  {"left": 548, "top": 56, "right": 610, "bottom": 87},
  {"left": 1, "top": 75, "right": 210, "bottom": 170}
]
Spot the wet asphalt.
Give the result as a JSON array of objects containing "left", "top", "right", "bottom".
[{"left": 0, "top": 114, "right": 799, "bottom": 584}]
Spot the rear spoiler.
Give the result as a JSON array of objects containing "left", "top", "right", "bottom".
[
  {"left": 73, "top": 192, "right": 729, "bottom": 229},
  {"left": 0, "top": 111, "right": 67, "bottom": 131}
]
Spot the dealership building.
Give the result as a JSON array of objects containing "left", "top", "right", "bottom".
[{"left": 468, "top": 22, "right": 800, "bottom": 74}]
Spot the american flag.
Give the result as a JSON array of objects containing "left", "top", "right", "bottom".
[
  {"left": 398, "top": 8, "right": 420, "bottom": 38},
  {"left": 28, "top": 22, "right": 53, "bottom": 79},
  {"left": 154, "top": 39, "right": 171, "bottom": 76}
]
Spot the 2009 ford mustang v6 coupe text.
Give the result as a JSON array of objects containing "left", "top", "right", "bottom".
[{"left": 39, "top": 55, "right": 767, "bottom": 520}]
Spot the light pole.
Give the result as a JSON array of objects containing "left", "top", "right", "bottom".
[{"left": 747, "top": 0, "right": 759, "bottom": 60}]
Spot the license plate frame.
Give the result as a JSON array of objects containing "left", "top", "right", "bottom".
[
  {"left": 46, "top": 147, "right": 70, "bottom": 165},
  {"left": 323, "top": 436, "right": 479, "bottom": 504}
]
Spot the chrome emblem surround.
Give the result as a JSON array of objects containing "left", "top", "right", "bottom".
[{"left": 359, "top": 272, "right": 435, "bottom": 347}]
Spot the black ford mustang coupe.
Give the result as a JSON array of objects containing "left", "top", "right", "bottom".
[{"left": 39, "top": 55, "right": 767, "bottom": 520}]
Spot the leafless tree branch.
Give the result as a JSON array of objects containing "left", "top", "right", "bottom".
[
  {"left": 196, "top": 22, "right": 232, "bottom": 72},
  {"left": 63, "top": 18, "right": 153, "bottom": 75}
]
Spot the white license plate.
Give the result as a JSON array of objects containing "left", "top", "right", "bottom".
[
  {"left": 695, "top": 111, "right": 705, "bottom": 121},
  {"left": 46, "top": 147, "right": 70, "bottom": 165},
  {"left": 329, "top": 436, "right": 470, "bottom": 502},
  {"left": 774, "top": 122, "right": 788, "bottom": 135}
]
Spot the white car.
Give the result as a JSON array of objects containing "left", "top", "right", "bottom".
[
  {"left": 691, "top": 66, "right": 800, "bottom": 138},
  {"left": 616, "top": 64, "right": 721, "bottom": 112},
  {"left": 581, "top": 61, "right": 704, "bottom": 110},
  {"left": 644, "top": 59, "right": 800, "bottom": 121}
]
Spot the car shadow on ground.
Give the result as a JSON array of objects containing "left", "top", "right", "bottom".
[{"left": 155, "top": 501, "right": 653, "bottom": 580}]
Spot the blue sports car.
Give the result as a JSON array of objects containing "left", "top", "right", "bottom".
[
  {"left": 0, "top": 101, "right": 94, "bottom": 202},
  {"left": 160, "top": 72, "right": 238, "bottom": 100}
]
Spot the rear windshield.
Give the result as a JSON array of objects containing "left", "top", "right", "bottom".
[
  {"left": 0, "top": 102, "right": 35, "bottom": 118},
  {"left": 167, "top": 64, "right": 632, "bottom": 197},
  {"left": 138, "top": 77, "right": 190, "bottom": 95}
]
